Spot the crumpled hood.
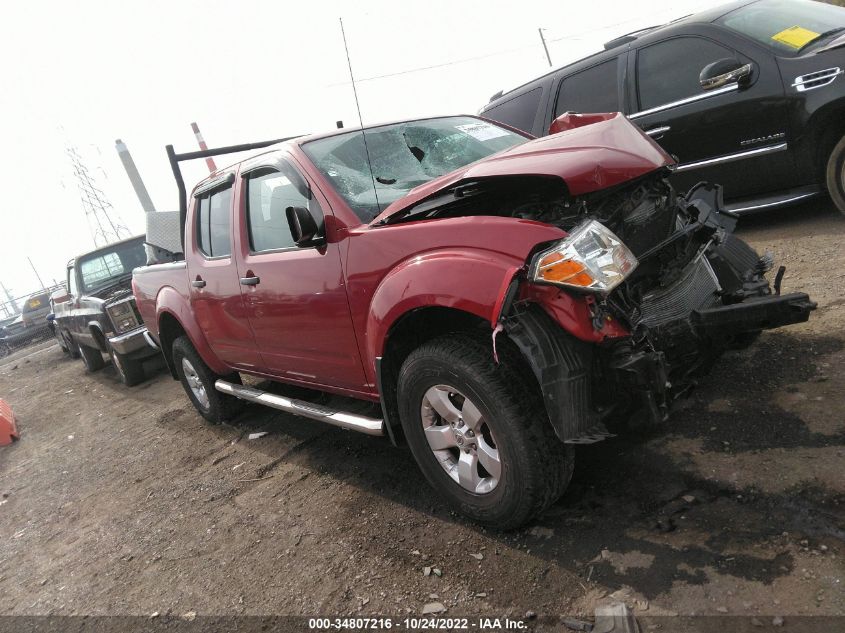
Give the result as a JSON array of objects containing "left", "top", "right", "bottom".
[{"left": 372, "top": 113, "right": 674, "bottom": 224}]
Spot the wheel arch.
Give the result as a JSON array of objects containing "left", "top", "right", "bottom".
[
  {"left": 154, "top": 285, "right": 230, "bottom": 379},
  {"left": 87, "top": 321, "right": 107, "bottom": 351},
  {"left": 803, "top": 98, "right": 845, "bottom": 181}
]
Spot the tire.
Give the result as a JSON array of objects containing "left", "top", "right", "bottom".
[
  {"left": 65, "top": 333, "right": 81, "bottom": 359},
  {"left": 109, "top": 348, "right": 146, "bottom": 386},
  {"left": 397, "top": 334, "right": 574, "bottom": 530},
  {"left": 78, "top": 342, "right": 105, "bottom": 372},
  {"left": 826, "top": 134, "right": 845, "bottom": 215},
  {"left": 172, "top": 336, "right": 243, "bottom": 424}
]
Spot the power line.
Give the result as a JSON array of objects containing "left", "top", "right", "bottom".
[{"left": 329, "top": 2, "right": 713, "bottom": 86}]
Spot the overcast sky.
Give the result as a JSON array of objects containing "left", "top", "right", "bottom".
[{"left": 0, "top": 0, "right": 722, "bottom": 304}]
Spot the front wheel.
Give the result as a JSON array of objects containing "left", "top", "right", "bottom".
[
  {"left": 826, "top": 134, "right": 845, "bottom": 215},
  {"left": 78, "top": 343, "right": 105, "bottom": 372},
  {"left": 109, "top": 349, "right": 146, "bottom": 386},
  {"left": 397, "top": 335, "right": 574, "bottom": 530},
  {"left": 172, "top": 336, "right": 243, "bottom": 424}
]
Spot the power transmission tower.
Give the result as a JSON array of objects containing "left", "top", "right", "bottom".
[{"left": 66, "top": 144, "right": 131, "bottom": 247}]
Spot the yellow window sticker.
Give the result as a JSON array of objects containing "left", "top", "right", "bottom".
[{"left": 771, "top": 26, "right": 820, "bottom": 49}]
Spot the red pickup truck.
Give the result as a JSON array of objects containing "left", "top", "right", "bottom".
[{"left": 133, "top": 113, "right": 814, "bottom": 528}]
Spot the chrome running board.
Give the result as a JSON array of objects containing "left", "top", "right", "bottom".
[{"left": 214, "top": 380, "right": 384, "bottom": 436}]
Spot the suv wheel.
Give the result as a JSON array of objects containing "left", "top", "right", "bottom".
[
  {"left": 78, "top": 343, "right": 105, "bottom": 372},
  {"left": 172, "top": 336, "right": 243, "bottom": 424},
  {"left": 109, "top": 349, "right": 146, "bottom": 386},
  {"left": 397, "top": 334, "right": 574, "bottom": 529},
  {"left": 826, "top": 134, "right": 845, "bottom": 215}
]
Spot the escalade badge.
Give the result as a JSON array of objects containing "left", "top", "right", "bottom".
[{"left": 740, "top": 132, "right": 786, "bottom": 147}]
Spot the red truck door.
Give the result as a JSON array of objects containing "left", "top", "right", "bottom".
[
  {"left": 232, "top": 158, "right": 367, "bottom": 392},
  {"left": 186, "top": 177, "right": 263, "bottom": 370}
]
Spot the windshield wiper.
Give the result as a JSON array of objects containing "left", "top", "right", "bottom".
[{"left": 798, "top": 27, "right": 845, "bottom": 52}]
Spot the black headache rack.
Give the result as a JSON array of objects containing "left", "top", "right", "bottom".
[{"left": 166, "top": 135, "right": 301, "bottom": 249}]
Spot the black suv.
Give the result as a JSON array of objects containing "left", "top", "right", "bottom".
[{"left": 480, "top": 0, "right": 845, "bottom": 215}]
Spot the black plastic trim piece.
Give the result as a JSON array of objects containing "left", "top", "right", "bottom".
[
  {"left": 504, "top": 306, "right": 594, "bottom": 442},
  {"left": 374, "top": 357, "right": 399, "bottom": 447}
]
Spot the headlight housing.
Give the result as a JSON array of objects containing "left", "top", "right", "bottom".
[
  {"left": 106, "top": 300, "right": 140, "bottom": 334},
  {"left": 529, "top": 220, "right": 638, "bottom": 293}
]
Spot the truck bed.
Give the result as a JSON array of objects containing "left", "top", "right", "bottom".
[{"left": 132, "top": 261, "right": 189, "bottom": 341}]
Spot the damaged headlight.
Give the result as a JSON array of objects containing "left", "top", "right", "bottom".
[
  {"left": 529, "top": 220, "right": 638, "bottom": 293},
  {"left": 106, "top": 300, "right": 140, "bottom": 334}
]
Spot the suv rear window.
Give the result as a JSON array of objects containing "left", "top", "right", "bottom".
[
  {"left": 483, "top": 87, "right": 543, "bottom": 134},
  {"left": 555, "top": 59, "right": 620, "bottom": 117},
  {"left": 717, "top": 0, "right": 845, "bottom": 55}
]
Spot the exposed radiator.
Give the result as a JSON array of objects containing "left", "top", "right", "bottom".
[{"left": 639, "top": 256, "right": 721, "bottom": 328}]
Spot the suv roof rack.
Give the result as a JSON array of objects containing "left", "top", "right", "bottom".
[
  {"left": 165, "top": 136, "right": 300, "bottom": 249},
  {"left": 603, "top": 24, "right": 662, "bottom": 50}
]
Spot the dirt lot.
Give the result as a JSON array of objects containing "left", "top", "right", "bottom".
[{"left": 0, "top": 201, "right": 843, "bottom": 627}]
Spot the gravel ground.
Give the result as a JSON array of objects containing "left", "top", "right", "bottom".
[{"left": 0, "top": 200, "right": 843, "bottom": 627}]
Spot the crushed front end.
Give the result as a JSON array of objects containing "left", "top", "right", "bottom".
[
  {"left": 504, "top": 174, "right": 816, "bottom": 440},
  {"left": 596, "top": 180, "right": 815, "bottom": 425}
]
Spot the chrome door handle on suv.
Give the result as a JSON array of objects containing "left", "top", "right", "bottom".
[
  {"left": 240, "top": 276, "right": 260, "bottom": 286},
  {"left": 645, "top": 125, "right": 671, "bottom": 139}
]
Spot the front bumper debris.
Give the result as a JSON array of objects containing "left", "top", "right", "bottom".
[{"left": 692, "top": 292, "right": 816, "bottom": 337}]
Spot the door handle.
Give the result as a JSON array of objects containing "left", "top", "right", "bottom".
[
  {"left": 645, "top": 125, "right": 671, "bottom": 139},
  {"left": 240, "top": 276, "right": 260, "bottom": 286},
  {"left": 192, "top": 279, "right": 206, "bottom": 288}
]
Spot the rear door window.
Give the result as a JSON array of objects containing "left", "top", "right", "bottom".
[
  {"left": 636, "top": 37, "right": 736, "bottom": 111},
  {"left": 483, "top": 87, "right": 543, "bottom": 134},
  {"left": 196, "top": 186, "right": 233, "bottom": 258},
  {"left": 554, "top": 59, "right": 620, "bottom": 117}
]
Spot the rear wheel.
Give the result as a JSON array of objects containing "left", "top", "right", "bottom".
[
  {"left": 397, "top": 334, "right": 574, "bottom": 530},
  {"left": 826, "top": 134, "right": 845, "bottom": 215},
  {"left": 109, "top": 349, "right": 145, "bottom": 386},
  {"left": 78, "top": 343, "right": 105, "bottom": 372},
  {"left": 65, "top": 333, "right": 81, "bottom": 359},
  {"left": 172, "top": 336, "right": 243, "bottom": 424}
]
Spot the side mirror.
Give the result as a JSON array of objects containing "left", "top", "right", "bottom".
[
  {"left": 700, "top": 58, "right": 752, "bottom": 90},
  {"left": 286, "top": 206, "right": 322, "bottom": 246}
]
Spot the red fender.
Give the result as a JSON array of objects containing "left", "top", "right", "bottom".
[
  {"left": 155, "top": 285, "right": 230, "bottom": 376},
  {"left": 365, "top": 248, "right": 522, "bottom": 373}
]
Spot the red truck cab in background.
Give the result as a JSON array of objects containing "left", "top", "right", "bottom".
[{"left": 133, "top": 114, "right": 814, "bottom": 528}]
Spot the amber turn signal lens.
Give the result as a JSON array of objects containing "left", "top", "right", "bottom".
[
  {"left": 536, "top": 256, "right": 593, "bottom": 286},
  {"left": 529, "top": 220, "right": 638, "bottom": 293}
]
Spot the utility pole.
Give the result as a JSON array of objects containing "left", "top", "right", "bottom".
[
  {"left": 538, "top": 28, "right": 553, "bottom": 67},
  {"left": 27, "top": 257, "right": 45, "bottom": 290},
  {"left": 0, "top": 282, "right": 18, "bottom": 316}
]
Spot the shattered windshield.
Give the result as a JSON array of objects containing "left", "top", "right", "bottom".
[{"left": 301, "top": 116, "right": 528, "bottom": 222}]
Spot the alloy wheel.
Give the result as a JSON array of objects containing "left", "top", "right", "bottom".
[
  {"left": 181, "top": 357, "right": 210, "bottom": 410},
  {"left": 420, "top": 384, "right": 501, "bottom": 494}
]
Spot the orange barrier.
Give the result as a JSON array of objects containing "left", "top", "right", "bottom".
[{"left": 0, "top": 399, "right": 19, "bottom": 446}]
